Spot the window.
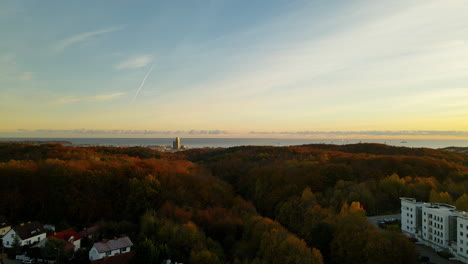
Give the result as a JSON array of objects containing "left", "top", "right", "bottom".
[
  {"left": 6, "top": 241, "right": 9, "bottom": 246},
  {"left": 461, "top": 224, "right": 464, "bottom": 228},
  {"left": 106, "top": 251, "right": 111, "bottom": 256},
  {"left": 121, "top": 247, "right": 127, "bottom": 253},
  {"left": 11, "top": 234, "right": 13, "bottom": 238}
]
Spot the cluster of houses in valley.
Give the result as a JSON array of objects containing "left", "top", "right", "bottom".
[{"left": 0, "top": 216, "right": 134, "bottom": 264}]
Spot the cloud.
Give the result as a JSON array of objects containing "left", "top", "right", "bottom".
[
  {"left": 131, "top": 62, "right": 155, "bottom": 104},
  {"left": 181, "top": 0, "right": 468, "bottom": 106},
  {"left": 57, "top": 92, "right": 125, "bottom": 104},
  {"left": 188, "top": 130, "right": 228, "bottom": 135},
  {"left": 115, "top": 55, "right": 153, "bottom": 69},
  {"left": 54, "top": 27, "right": 122, "bottom": 52}
]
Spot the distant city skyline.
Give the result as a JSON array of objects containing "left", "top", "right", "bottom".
[{"left": 1, "top": 0, "right": 467, "bottom": 138}]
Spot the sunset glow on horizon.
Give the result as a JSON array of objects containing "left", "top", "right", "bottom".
[{"left": 1, "top": 0, "right": 468, "bottom": 138}]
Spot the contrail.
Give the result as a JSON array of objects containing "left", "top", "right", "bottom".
[{"left": 131, "top": 62, "right": 155, "bottom": 104}]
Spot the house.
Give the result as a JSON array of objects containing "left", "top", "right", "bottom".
[
  {"left": 2, "top": 221, "right": 46, "bottom": 247},
  {"left": 89, "top": 237, "right": 133, "bottom": 261},
  {"left": 0, "top": 216, "right": 11, "bottom": 238},
  {"left": 48, "top": 228, "right": 82, "bottom": 252},
  {"left": 79, "top": 224, "right": 101, "bottom": 240},
  {"left": 90, "top": 252, "right": 134, "bottom": 264}
]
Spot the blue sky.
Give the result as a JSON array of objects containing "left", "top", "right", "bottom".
[{"left": 1, "top": 0, "right": 468, "bottom": 138}]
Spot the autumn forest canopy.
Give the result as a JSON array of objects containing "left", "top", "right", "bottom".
[{"left": 0, "top": 142, "right": 467, "bottom": 264}]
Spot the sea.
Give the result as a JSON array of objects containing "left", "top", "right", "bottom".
[{"left": 1, "top": 138, "right": 468, "bottom": 149}]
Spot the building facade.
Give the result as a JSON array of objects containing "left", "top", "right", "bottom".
[
  {"left": 458, "top": 216, "right": 468, "bottom": 262},
  {"left": 89, "top": 237, "right": 133, "bottom": 261},
  {"left": 173, "top": 137, "right": 181, "bottom": 150},
  {"left": 400, "top": 197, "right": 468, "bottom": 263}
]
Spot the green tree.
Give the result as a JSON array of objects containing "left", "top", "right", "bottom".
[
  {"left": 429, "top": 190, "right": 453, "bottom": 205},
  {"left": 42, "top": 238, "right": 68, "bottom": 263},
  {"left": 11, "top": 235, "right": 21, "bottom": 256},
  {"left": 125, "top": 177, "right": 160, "bottom": 220},
  {"left": 331, "top": 203, "right": 371, "bottom": 264},
  {"left": 366, "top": 231, "right": 418, "bottom": 264},
  {"left": 190, "top": 249, "right": 222, "bottom": 264},
  {"left": 132, "top": 238, "right": 158, "bottom": 264}
]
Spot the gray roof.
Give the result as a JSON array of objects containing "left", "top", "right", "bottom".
[
  {"left": 13, "top": 221, "right": 45, "bottom": 240},
  {"left": 94, "top": 237, "right": 133, "bottom": 253},
  {"left": 0, "top": 215, "right": 10, "bottom": 229}
]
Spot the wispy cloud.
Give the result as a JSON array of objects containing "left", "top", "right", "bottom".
[
  {"left": 54, "top": 27, "right": 122, "bottom": 52},
  {"left": 131, "top": 62, "right": 156, "bottom": 104},
  {"left": 57, "top": 92, "right": 125, "bottom": 104},
  {"left": 115, "top": 55, "right": 153, "bottom": 69}
]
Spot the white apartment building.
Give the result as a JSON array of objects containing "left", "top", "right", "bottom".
[
  {"left": 401, "top": 197, "right": 421, "bottom": 235},
  {"left": 421, "top": 203, "right": 456, "bottom": 249},
  {"left": 458, "top": 216, "right": 468, "bottom": 263},
  {"left": 400, "top": 197, "right": 468, "bottom": 264}
]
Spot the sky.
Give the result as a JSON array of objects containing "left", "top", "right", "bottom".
[{"left": 1, "top": 0, "right": 468, "bottom": 138}]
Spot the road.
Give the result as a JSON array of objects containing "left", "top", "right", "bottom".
[{"left": 368, "top": 214, "right": 464, "bottom": 264}]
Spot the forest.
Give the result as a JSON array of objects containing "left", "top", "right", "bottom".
[{"left": 0, "top": 142, "right": 467, "bottom": 264}]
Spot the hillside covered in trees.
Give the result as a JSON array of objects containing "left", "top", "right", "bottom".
[{"left": 1, "top": 142, "right": 467, "bottom": 264}]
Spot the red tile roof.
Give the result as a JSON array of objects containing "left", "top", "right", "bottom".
[{"left": 48, "top": 228, "right": 81, "bottom": 241}]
